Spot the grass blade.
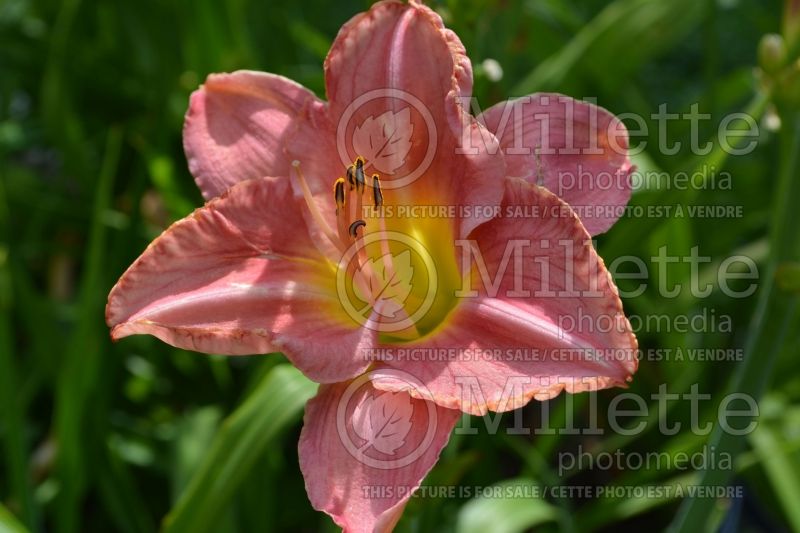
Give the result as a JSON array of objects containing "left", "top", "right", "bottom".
[
  {"left": 748, "top": 416, "right": 800, "bottom": 530},
  {"left": 0, "top": 161, "right": 37, "bottom": 529},
  {"left": 162, "top": 364, "right": 317, "bottom": 533},
  {"left": 53, "top": 127, "right": 122, "bottom": 533},
  {"left": 0, "top": 502, "right": 29, "bottom": 533},
  {"left": 669, "top": 110, "right": 800, "bottom": 532},
  {"left": 512, "top": 0, "right": 706, "bottom": 94},
  {"left": 456, "top": 478, "right": 558, "bottom": 533}
]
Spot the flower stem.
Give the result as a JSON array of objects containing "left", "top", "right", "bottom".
[{"left": 668, "top": 108, "right": 800, "bottom": 532}]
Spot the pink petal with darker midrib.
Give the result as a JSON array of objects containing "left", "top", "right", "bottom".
[
  {"left": 372, "top": 178, "right": 638, "bottom": 415},
  {"left": 106, "top": 177, "right": 374, "bottom": 384},
  {"left": 183, "top": 70, "right": 333, "bottom": 199},
  {"left": 479, "top": 93, "right": 633, "bottom": 236},
  {"left": 299, "top": 378, "right": 460, "bottom": 533}
]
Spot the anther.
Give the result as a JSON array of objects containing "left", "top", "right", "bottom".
[
  {"left": 355, "top": 157, "right": 366, "bottom": 193},
  {"left": 346, "top": 165, "right": 356, "bottom": 190},
  {"left": 333, "top": 178, "right": 346, "bottom": 214},
  {"left": 348, "top": 219, "right": 367, "bottom": 238},
  {"left": 372, "top": 174, "right": 383, "bottom": 210}
]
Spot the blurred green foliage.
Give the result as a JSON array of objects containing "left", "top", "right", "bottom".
[{"left": 1, "top": 0, "right": 799, "bottom": 532}]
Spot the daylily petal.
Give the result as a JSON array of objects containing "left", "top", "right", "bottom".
[
  {"left": 299, "top": 376, "right": 460, "bottom": 532},
  {"left": 287, "top": 0, "right": 477, "bottom": 235},
  {"left": 374, "top": 178, "right": 638, "bottom": 415},
  {"left": 479, "top": 93, "right": 633, "bottom": 235},
  {"left": 421, "top": 109, "right": 509, "bottom": 242},
  {"left": 106, "top": 177, "right": 374, "bottom": 383},
  {"left": 285, "top": 104, "right": 346, "bottom": 261},
  {"left": 325, "top": 0, "right": 471, "bottom": 132},
  {"left": 325, "top": 1, "right": 502, "bottom": 225},
  {"left": 183, "top": 70, "right": 330, "bottom": 199}
]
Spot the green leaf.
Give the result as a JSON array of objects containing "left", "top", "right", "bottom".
[
  {"left": 54, "top": 127, "right": 122, "bottom": 533},
  {"left": 749, "top": 418, "right": 800, "bottom": 531},
  {"left": 0, "top": 503, "right": 28, "bottom": 533},
  {"left": 456, "top": 478, "right": 558, "bottom": 533},
  {"left": 577, "top": 473, "right": 696, "bottom": 530},
  {"left": 0, "top": 177, "right": 37, "bottom": 530},
  {"left": 776, "top": 261, "right": 800, "bottom": 293},
  {"left": 288, "top": 19, "right": 332, "bottom": 61},
  {"left": 171, "top": 406, "right": 224, "bottom": 498},
  {"left": 512, "top": 0, "right": 707, "bottom": 94},
  {"left": 669, "top": 107, "right": 800, "bottom": 533},
  {"left": 145, "top": 154, "right": 195, "bottom": 219},
  {"left": 162, "top": 364, "right": 317, "bottom": 533}
]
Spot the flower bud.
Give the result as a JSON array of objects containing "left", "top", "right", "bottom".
[
  {"left": 784, "top": 0, "right": 800, "bottom": 51},
  {"left": 758, "top": 33, "right": 787, "bottom": 74}
]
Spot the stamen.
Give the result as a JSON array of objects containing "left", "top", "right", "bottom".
[
  {"left": 333, "top": 177, "right": 350, "bottom": 244},
  {"left": 347, "top": 217, "right": 373, "bottom": 300},
  {"left": 333, "top": 178, "right": 346, "bottom": 214},
  {"left": 373, "top": 179, "right": 395, "bottom": 281},
  {"left": 354, "top": 157, "right": 366, "bottom": 193},
  {"left": 350, "top": 157, "right": 366, "bottom": 226},
  {"left": 372, "top": 174, "right": 383, "bottom": 210},
  {"left": 292, "top": 161, "right": 343, "bottom": 252},
  {"left": 327, "top": 159, "right": 399, "bottom": 313},
  {"left": 348, "top": 219, "right": 367, "bottom": 239}
]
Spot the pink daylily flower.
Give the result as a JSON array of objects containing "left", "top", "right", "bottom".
[{"left": 106, "top": 1, "right": 638, "bottom": 531}]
